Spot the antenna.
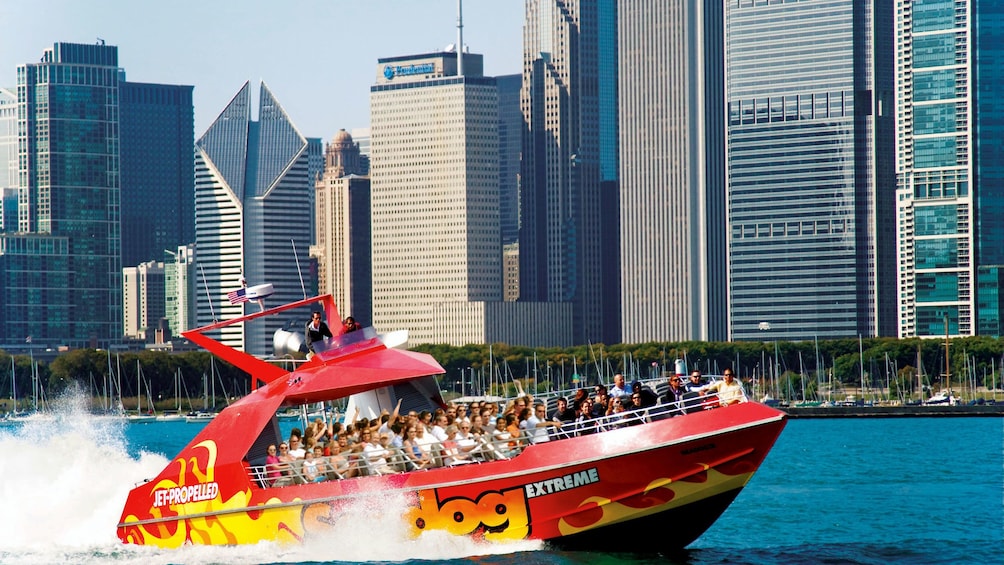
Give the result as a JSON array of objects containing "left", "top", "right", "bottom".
[
  {"left": 199, "top": 263, "right": 217, "bottom": 323},
  {"left": 291, "top": 239, "right": 307, "bottom": 300},
  {"left": 456, "top": 0, "right": 464, "bottom": 76}
]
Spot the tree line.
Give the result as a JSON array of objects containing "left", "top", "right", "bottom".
[{"left": 3, "top": 335, "right": 1002, "bottom": 411}]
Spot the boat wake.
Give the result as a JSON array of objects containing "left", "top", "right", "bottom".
[{"left": 0, "top": 390, "right": 540, "bottom": 564}]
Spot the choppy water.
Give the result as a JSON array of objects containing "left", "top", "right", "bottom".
[{"left": 1, "top": 393, "right": 1001, "bottom": 564}]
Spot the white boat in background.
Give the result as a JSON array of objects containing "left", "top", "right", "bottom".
[
  {"left": 924, "top": 390, "right": 959, "bottom": 406},
  {"left": 184, "top": 411, "right": 216, "bottom": 423}
]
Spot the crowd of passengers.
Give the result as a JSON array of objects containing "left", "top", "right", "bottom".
[{"left": 260, "top": 369, "right": 744, "bottom": 486}]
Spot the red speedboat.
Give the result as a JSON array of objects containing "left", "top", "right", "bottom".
[{"left": 117, "top": 296, "right": 786, "bottom": 552}]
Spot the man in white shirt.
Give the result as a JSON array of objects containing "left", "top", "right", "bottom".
[
  {"left": 608, "top": 373, "right": 631, "bottom": 399},
  {"left": 522, "top": 403, "right": 562, "bottom": 444},
  {"left": 429, "top": 414, "right": 449, "bottom": 443}
]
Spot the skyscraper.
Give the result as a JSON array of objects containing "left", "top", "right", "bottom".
[
  {"left": 726, "top": 0, "right": 896, "bottom": 341},
  {"left": 0, "top": 87, "right": 16, "bottom": 234},
  {"left": 0, "top": 42, "right": 123, "bottom": 348},
  {"left": 122, "top": 260, "right": 165, "bottom": 340},
  {"left": 617, "top": 0, "right": 725, "bottom": 343},
  {"left": 312, "top": 129, "right": 371, "bottom": 324},
  {"left": 164, "top": 244, "right": 196, "bottom": 337},
  {"left": 496, "top": 73, "right": 522, "bottom": 249},
  {"left": 369, "top": 51, "right": 502, "bottom": 344},
  {"left": 119, "top": 81, "right": 194, "bottom": 267},
  {"left": 521, "top": 0, "right": 614, "bottom": 345},
  {"left": 194, "top": 81, "right": 321, "bottom": 355},
  {"left": 896, "top": 0, "right": 1004, "bottom": 337}
]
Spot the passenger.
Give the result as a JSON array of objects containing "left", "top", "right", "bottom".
[
  {"left": 288, "top": 432, "right": 306, "bottom": 459},
  {"left": 522, "top": 403, "right": 562, "bottom": 444},
  {"left": 307, "top": 417, "right": 328, "bottom": 445},
  {"left": 418, "top": 410, "right": 433, "bottom": 430},
  {"left": 430, "top": 413, "right": 449, "bottom": 442},
  {"left": 304, "top": 311, "right": 333, "bottom": 359},
  {"left": 663, "top": 373, "right": 688, "bottom": 415},
  {"left": 343, "top": 316, "right": 361, "bottom": 333},
  {"left": 626, "top": 392, "right": 647, "bottom": 425},
  {"left": 551, "top": 397, "right": 577, "bottom": 424},
  {"left": 265, "top": 444, "right": 283, "bottom": 485},
  {"left": 575, "top": 399, "right": 597, "bottom": 435},
  {"left": 441, "top": 424, "right": 474, "bottom": 464},
  {"left": 327, "top": 437, "right": 356, "bottom": 478},
  {"left": 492, "top": 416, "right": 514, "bottom": 454},
  {"left": 361, "top": 430, "right": 393, "bottom": 474},
  {"left": 702, "top": 368, "right": 745, "bottom": 406},
  {"left": 276, "top": 442, "right": 294, "bottom": 480},
  {"left": 607, "top": 398, "right": 630, "bottom": 428},
  {"left": 402, "top": 425, "right": 431, "bottom": 470},
  {"left": 571, "top": 388, "right": 589, "bottom": 412},
  {"left": 310, "top": 446, "right": 329, "bottom": 481},
  {"left": 469, "top": 413, "right": 486, "bottom": 436},
  {"left": 302, "top": 450, "right": 322, "bottom": 483},
  {"left": 631, "top": 380, "right": 659, "bottom": 408},
  {"left": 506, "top": 412, "right": 523, "bottom": 449},
  {"left": 413, "top": 424, "right": 438, "bottom": 462},
  {"left": 609, "top": 373, "right": 631, "bottom": 399},
  {"left": 455, "top": 403, "right": 470, "bottom": 426},
  {"left": 685, "top": 370, "right": 706, "bottom": 394},
  {"left": 591, "top": 389, "right": 610, "bottom": 418},
  {"left": 389, "top": 420, "right": 406, "bottom": 449}
]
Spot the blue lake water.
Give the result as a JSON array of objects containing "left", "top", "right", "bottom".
[{"left": 1, "top": 404, "right": 1000, "bottom": 564}]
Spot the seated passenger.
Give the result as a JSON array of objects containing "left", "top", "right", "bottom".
[
  {"left": 702, "top": 369, "right": 745, "bottom": 406},
  {"left": 326, "top": 438, "right": 356, "bottom": 478},
  {"left": 361, "top": 430, "right": 394, "bottom": 474},
  {"left": 522, "top": 403, "right": 562, "bottom": 444},
  {"left": 492, "top": 416, "right": 515, "bottom": 454},
  {"left": 575, "top": 399, "right": 598, "bottom": 435},
  {"left": 301, "top": 450, "right": 323, "bottom": 483},
  {"left": 402, "top": 425, "right": 431, "bottom": 470},
  {"left": 265, "top": 444, "right": 283, "bottom": 485},
  {"left": 631, "top": 381, "right": 659, "bottom": 408},
  {"left": 663, "top": 374, "right": 688, "bottom": 416}
]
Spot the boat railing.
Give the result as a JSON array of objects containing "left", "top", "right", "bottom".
[{"left": 246, "top": 389, "right": 748, "bottom": 488}]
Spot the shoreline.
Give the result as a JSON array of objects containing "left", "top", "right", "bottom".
[{"left": 780, "top": 404, "right": 1004, "bottom": 418}]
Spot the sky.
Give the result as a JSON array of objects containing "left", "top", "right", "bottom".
[{"left": 0, "top": 0, "right": 525, "bottom": 139}]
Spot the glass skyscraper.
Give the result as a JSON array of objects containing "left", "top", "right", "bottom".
[
  {"left": 0, "top": 42, "right": 123, "bottom": 347},
  {"left": 897, "top": 0, "right": 1004, "bottom": 337},
  {"left": 726, "top": 0, "right": 897, "bottom": 341},
  {"left": 119, "top": 81, "right": 194, "bottom": 268},
  {"left": 521, "top": 0, "right": 617, "bottom": 345}
]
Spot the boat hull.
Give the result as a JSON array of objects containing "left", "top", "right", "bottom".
[{"left": 118, "top": 402, "right": 784, "bottom": 551}]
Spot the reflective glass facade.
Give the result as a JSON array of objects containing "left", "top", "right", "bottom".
[
  {"left": 726, "top": 0, "right": 896, "bottom": 341},
  {"left": 897, "top": 0, "right": 1003, "bottom": 337},
  {"left": 0, "top": 43, "right": 122, "bottom": 347},
  {"left": 119, "top": 81, "right": 194, "bottom": 267}
]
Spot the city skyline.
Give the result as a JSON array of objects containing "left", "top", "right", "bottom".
[{"left": 0, "top": 1, "right": 524, "bottom": 139}]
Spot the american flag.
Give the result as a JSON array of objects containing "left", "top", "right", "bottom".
[{"left": 227, "top": 288, "right": 248, "bottom": 305}]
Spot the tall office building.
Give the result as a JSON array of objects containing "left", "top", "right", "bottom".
[
  {"left": 194, "top": 81, "right": 321, "bottom": 355},
  {"left": 123, "top": 260, "right": 165, "bottom": 340},
  {"left": 164, "top": 244, "right": 196, "bottom": 337},
  {"left": 617, "top": 0, "right": 725, "bottom": 343},
  {"left": 370, "top": 51, "right": 502, "bottom": 344},
  {"left": 496, "top": 74, "right": 522, "bottom": 248},
  {"left": 0, "top": 87, "right": 16, "bottom": 233},
  {"left": 119, "top": 81, "right": 194, "bottom": 267},
  {"left": 313, "top": 129, "right": 371, "bottom": 324},
  {"left": 726, "top": 0, "right": 896, "bottom": 341},
  {"left": 896, "top": 0, "right": 1004, "bottom": 337},
  {"left": 521, "top": 0, "right": 618, "bottom": 345},
  {"left": 0, "top": 42, "right": 123, "bottom": 348}
]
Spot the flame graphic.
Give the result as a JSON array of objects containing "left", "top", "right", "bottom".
[{"left": 121, "top": 440, "right": 305, "bottom": 547}]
